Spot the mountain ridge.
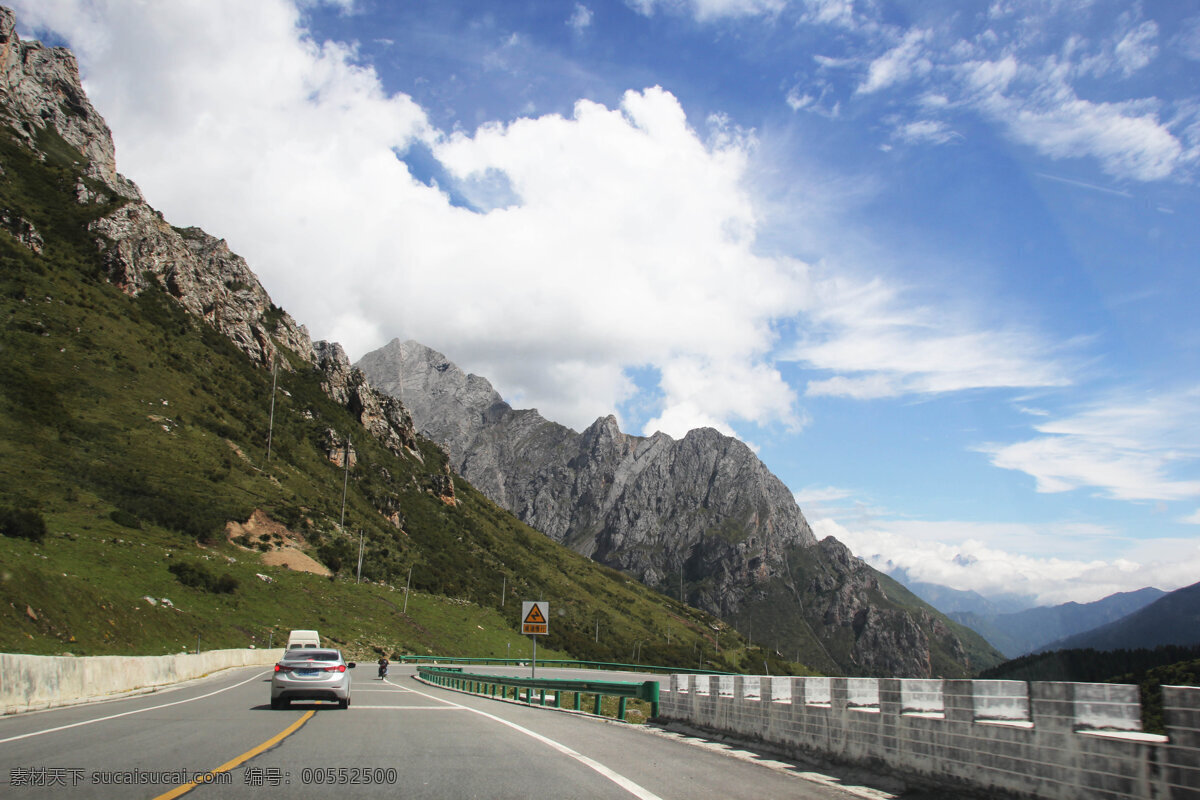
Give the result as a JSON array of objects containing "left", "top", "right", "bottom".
[
  {"left": 1037, "top": 582, "right": 1200, "bottom": 653},
  {"left": 358, "top": 339, "right": 1002, "bottom": 677}
]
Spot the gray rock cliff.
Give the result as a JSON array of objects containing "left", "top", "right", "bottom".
[{"left": 359, "top": 339, "right": 993, "bottom": 677}]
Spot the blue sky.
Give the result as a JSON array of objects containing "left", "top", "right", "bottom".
[{"left": 15, "top": 0, "right": 1200, "bottom": 605}]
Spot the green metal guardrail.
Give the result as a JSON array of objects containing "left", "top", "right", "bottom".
[
  {"left": 417, "top": 665, "right": 661, "bottom": 721},
  {"left": 399, "top": 655, "right": 732, "bottom": 676}
]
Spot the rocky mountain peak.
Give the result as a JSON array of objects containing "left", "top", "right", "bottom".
[
  {"left": 357, "top": 340, "right": 1001, "bottom": 677},
  {"left": 0, "top": 9, "right": 139, "bottom": 201}
]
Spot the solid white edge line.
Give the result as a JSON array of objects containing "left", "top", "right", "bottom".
[
  {"left": 0, "top": 668, "right": 269, "bottom": 744},
  {"left": 395, "top": 679, "right": 664, "bottom": 800}
]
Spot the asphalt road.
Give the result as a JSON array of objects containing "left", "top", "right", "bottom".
[{"left": 0, "top": 664, "right": 899, "bottom": 800}]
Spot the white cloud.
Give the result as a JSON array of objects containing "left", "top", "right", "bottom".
[
  {"left": 796, "top": 0, "right": 857, "bottom": 28},
  {"left": 785, "top": 82, "right": 840, "bottom": 117},
  {"left": 568, "top": 4, "right": 593, "bottom": 33},
  {"left": 954, "top": 22, "right": 1188, "bottom": 181},
  {"left": 785, "top": 89, "right": 814, "bottom": 111},
  {"left": 782, "top": 3, "right": 1195, "bottom": 182},
  {"left": 981, "top": 388, "right": 1200, "bottom": 501},
  {"left": 857, "top": 28, "right": 931, "bottom": 95},
  {"left": 1176, "top": 15, "right": 1200, "bottom": 61},
  {"left": 642, "top": 356, "right": 805, "bottom": 437},
  {"left": 989, "top": 93, "right": 1183, "bottom": 182},
  {"left": 626, "top": 0, "right": 786, "bottom": 21},
  {"left": 962, "top": 56, "right": 1019, "bottom": 96},
  {"left": 1183, "top": 510, "right": 1200, "bottom": 525},
  {"left": 790, "top": 277, "right": 1071, "bottom": 398},
  {"left": 1114, "top": 19, "right": 1159, "bottom": 75},
  {"left": 15, "top": 0, "right": 815, "bottom": 436},
  {"left": 891, "top": 118, "right": 960, "bottom": 145},
  {"left": 793, "top": 485, "right": 854, "bottom": 506},
  {"left": 814, "top": 515, "right": 1200, "bottom": 605}
]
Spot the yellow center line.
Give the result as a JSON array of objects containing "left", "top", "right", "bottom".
[{"left": 152, "top": 710, "right": 316, "bottom": 800}]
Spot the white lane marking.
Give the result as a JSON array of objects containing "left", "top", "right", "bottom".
[
  {"left": 395, "top": 680, "right": 664, "bottom": 800},
  {"left": 0, "top": 669, "right": 268, "bottom": 745},
  {"left": 351, "top": 705, "right": 466, "bottom": 710}
]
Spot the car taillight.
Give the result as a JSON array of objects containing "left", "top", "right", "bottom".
[
  {"left": 274, "top": 664, "right": 290, "bottom": 672},
  {"left": 324, "top": 665, "right": 346, "bottom": 673}
]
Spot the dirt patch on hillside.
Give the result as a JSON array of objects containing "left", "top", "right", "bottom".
[
  {"left": 260, "top": 548, "right": 331, "bottom": 576},
  {"left": 226, "top": 509, "right": 331, "bottom": 577}
]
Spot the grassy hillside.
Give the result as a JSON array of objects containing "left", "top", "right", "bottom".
[{"left": 0, "top": 124, "right": 817, "bottom": 674}]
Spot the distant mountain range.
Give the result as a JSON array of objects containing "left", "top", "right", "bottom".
[
  {"left": 888, "top": 568, "right": 1037, "bottom": 617},
  {"left": 1037, "top": 581, "right": 1200, "bottom": 653},
  {"left": 890, "top": 569, "right": 1172, "bottom": 658}
]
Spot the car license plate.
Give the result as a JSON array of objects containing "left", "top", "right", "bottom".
[{"left": 296, "top": 669, "right": 318, "bottom": 676}]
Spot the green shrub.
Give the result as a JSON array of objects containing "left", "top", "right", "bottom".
[
  {"left": 0, "top": 508, "right": 47, "bottom": 543},
  {"left": 168, "top": 561, "right": 238, "bottom": 594},
  {"left": 213, "top": 574, "right": 240, "bottom": 594},
  {"left": 109, "top": 509, "right": 141, "bottom": 529}
]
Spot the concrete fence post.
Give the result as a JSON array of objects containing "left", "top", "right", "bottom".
[{"left": 1164, "top": 685, "right": 1200, "bottom": 797}]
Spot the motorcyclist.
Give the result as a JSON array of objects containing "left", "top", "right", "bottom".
[{"left": 377, "top": 656, "right": 389, "bottom": 679}]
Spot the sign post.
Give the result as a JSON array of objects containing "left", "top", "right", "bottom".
[{"left": 521, "top": 601, "right": 548, "bottom": 679}]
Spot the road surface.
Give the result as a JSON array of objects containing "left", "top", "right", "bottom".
[{"left": 0, "top": 664, "right": 898, "bottom": 799}]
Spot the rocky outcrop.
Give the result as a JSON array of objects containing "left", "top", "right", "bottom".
[
  {"left": 0, "top": 208, "right": 41, "bottom": 252},
  {"left": 0, "top": 7, "right": 138, "bottom": 201},
  {"left": 358, "top": 340, "right": 991, "bottom": 677},
  {"left": 358, "top": 340, "right": 814, "bottom": 611},
  {"left": 313, "top": 341, "right": 418, "bottom": 459},
  {"left": 0, "top": 9, "right": 308, "bottom": 369},
  {"left": 0, "top": 8, "right": 418, "bottom": 463},
  {"left": 93, "top": 206, "right": 314, "bottom": 369}
]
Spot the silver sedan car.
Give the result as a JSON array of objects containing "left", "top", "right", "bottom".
[{"left": 270, "top": 648, "right": 356, "bottom": 709}]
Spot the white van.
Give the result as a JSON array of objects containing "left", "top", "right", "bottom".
[{"left": 286, "top": 629, "right": 320, "bottom": 649}]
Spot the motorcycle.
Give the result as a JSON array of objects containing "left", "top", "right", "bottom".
[{"left": 377, "top": 662, "right": 389, "bottom": 679}]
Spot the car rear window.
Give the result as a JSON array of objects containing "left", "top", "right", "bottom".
[{"left": 284, "top": 650, "right": 340, "bottom": 661}]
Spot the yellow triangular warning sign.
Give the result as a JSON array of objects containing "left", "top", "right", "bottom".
[{"left": 523, "top": 604, "right": 547, "bottom": 625}]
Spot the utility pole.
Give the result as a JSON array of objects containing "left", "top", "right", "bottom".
[
  {"left": 356, "top": 530, "right": 364, "bottom": 583},
  {"left": 501, "top": 575, "right": 506, "bottom": 607},
  {"left": 339, "top": 436, "right": 350, "bottom": 530},
  {"left": 266, "top": 353, "right": 278, "bottom": 461},
  {"left": 403, "top": 565, "right": 413, "bottom": 614}
]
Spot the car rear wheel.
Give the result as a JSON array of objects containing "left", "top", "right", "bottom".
[{"left": 339, "top": 697, "right": 349, "bottom": 709}]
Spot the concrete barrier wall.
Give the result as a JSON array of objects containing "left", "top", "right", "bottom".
[
  {"left": 661, "top": 675, "right": 1200, "bottom": 800},
  {"left": 0, "top": 648, "right": 285, "bottom": 715}
]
